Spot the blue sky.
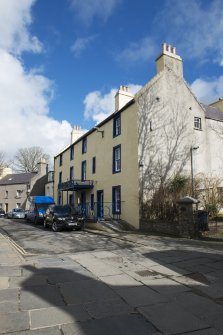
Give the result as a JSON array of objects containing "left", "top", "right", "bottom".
[{"left": 0, "top": 0, "right": 223, "bottom": 161}]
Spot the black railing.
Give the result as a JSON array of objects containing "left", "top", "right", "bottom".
[{"left": 71, "top": 202, "right": 123, "bottom": 221}]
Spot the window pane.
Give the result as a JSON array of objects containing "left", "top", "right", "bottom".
[
  {"left": 113, "top": 146, "right": 121, "bottom": 173},
  {"left": 194, "top": 117, "right": 201, "bottom": 130},
  {"left": 113, "top": 186, "right": 121, "bottom": 214},
  {"left": 114, "top": 115, "right": 121, "bottom": 137}
]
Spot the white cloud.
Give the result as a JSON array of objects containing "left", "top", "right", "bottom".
[
  {"left": 0, "top": 1, "right": 72, "bottom": 162},
  {"left": 70, "top": 0, "right": 121, "bottom": 25},
  {"left": 0, "top": 0, "right": 42, "bottom": 55},
  {"left": 117, "top": 37, "right": 156, "bottom": 64},
  {"left": 84, "top": 84, "right": 142, "bottom": 123},
  {"left": 191, "top": 76, "right": 223, "bottom": 104},
  {"left": 71, "top": 35, "right": 96, "bottom": 57},
  {"left": 0, "top": 50, "right": 72, "bottom": 160},
  {"left": 156, "top": 0, "right": 223, "bottom": 66}
]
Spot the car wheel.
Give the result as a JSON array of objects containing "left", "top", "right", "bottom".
[
  {"left": 52, "top": 221, "right": 60, "bottom": 232},
  {"left": 34, "top": 217, "right": 38, "bottom": 225},
  {"left": 43, "top": 220, "right": 49, "bottom": 229}
]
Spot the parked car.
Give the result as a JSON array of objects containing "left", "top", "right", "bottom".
[
  {"left": 43, "top": 205, "right": 85, "bottom": 232},
  {"left": 26, "top": 196, "right": 55, "bottom": 224},
  {"left": 7, "top": 208, "right": 26, "bottom": 219},
  {"left": 0, "top": 208, "right": 5, "bottom": 218}
]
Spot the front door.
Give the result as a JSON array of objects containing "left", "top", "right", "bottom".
[
  {"left": 81, "top": 192, "right": 86, "bottom": 216},
  {"left": 97, "top": 190, "right": 104, "bottom": 218}
]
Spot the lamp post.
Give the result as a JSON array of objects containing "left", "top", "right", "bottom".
[
  {"left": 139, "top": 159, "right": 144, "bottom": 217},
  {"left": 190, "top": 146, "right": 199, "bottom": 198}
]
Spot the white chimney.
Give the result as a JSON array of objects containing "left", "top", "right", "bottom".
[
  {"left": 37, "top": 158, "right": 47, "bottom": 176},
  {"left": 0, "top": 167, "right": 12, "bottom": 179},
  {"left": 71, "top": 125, "right": 85, "bottom": 144},
  {"left": 115, "top": 86, "right": 134, "bottom": 111},
  {"left": 156, "top": 43, "right": 183, "bottom": 77}
]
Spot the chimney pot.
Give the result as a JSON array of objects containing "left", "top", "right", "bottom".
[{"left": 162, "top": 43, "right": 166, "bottom": 52}]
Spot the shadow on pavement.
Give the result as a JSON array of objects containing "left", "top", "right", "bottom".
[
  {"left": 20, "top": 264, "right": 156, "bottom": 335},
  {"left": 18, "top": 247, "right": 223, "bottom": 334}
]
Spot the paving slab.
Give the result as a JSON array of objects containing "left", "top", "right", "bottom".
[
  {"left": 172, "top": 291, "right": 223, "bottom": 332},
  {"left": 140, "top": 276, "right": 190, "bottom": 295},
  {"left": 60, "top": 278, "right": 117, "bottom": 305},
  {"left": 75, "top": 257, "right": 124, "bottom": 277},
  {"left": 139, "top": 301, "right": 209, "bottom": 334},
  {"left": 61, "top": 313, "right": 158, "bottom": 335},
  {"left": 91, "top": 250, "right": 117, "bottom": 259},
  {"left": 47, "top": 269, "right": 96, "bottom": 284},
  {"left": 99, "top": 273, "right": 142, "bottom": 287},
  {"left": 0, "top": 311, "right": 29, "bottom": 334},
  {"left": 149, "top": 264, "right": 190, "bottom": 277},
  {"left": 178, "top": 329, "right": 223, "bottom": 335},
  {"left": 85, "top": 297, "right": 133, "bottom": 319},
  {"left": 0, "top": 301, "right": 19, "bottom": 314},
  {"left": 0, "top": 277, "right": 9, "bottom": 289},
  {"left": 116, "top": 285, "right": 170, "bottom": 307},
  {"left": 0, "top": 265, "right": 22, "bottom": 277},
  {"left": 9, "top": 327, "right": 62, "bottom": 335},
  {"left": 30, "top": 305, "right": 90, "bottom": 328},
  {"left": 196, "top": 282, "right": 223, "bottom": 299},
  {"left": 0, "top": 288, "right": 18, "bottom": 302},
  {"left": 9, "top": 275, "right": 47, "bottom": 288},
  {"left": 20, "top": 285, "right": 65, "bottom": 310}
]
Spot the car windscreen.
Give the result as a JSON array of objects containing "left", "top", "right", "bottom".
[
  {"left": 36, "top": 204, "right": 50, "bottom": 210},
  {"left": 53, "top": 206, "right": 71, "bottom": 214},
  {"left": 14, "top": 208, "right": 24, "bottom": 212}
]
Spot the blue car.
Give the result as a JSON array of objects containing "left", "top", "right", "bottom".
[{"left": 26, "top": 196, "right": 55, "bottom": 224}]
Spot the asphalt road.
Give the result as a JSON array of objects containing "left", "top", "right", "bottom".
[{"left": 0, "top": 217, "right": 135, "bottom": 255}]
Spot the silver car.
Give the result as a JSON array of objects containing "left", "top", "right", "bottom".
[{"left": 7, "top": 208, "right": 26, "bottom": 219}]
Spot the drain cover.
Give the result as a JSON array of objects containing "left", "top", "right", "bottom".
[{"left": 135, "top": 270, "right": 156, "bottom": 277}]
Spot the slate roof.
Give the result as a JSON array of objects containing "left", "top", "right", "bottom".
[
  {"left": 0, "top": 172, "right": 36, "bottom": 185},
  {"left": 201, "top": 104, "right": 223, "bottom": 121}
]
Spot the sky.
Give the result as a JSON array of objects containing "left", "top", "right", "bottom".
[{"left": 0, "top": 0, "right": 223, "bottom": 163}]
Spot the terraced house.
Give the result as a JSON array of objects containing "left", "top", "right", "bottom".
[{"left": 54, "top": 44, "right": 223, "bottom": 229}]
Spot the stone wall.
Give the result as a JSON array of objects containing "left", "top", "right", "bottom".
[
  {"left": 140, "top": 197, "right": 203, "bottom": 238},
  {"left": 140, "top": 219, "right": 180, "bottom": 237}
]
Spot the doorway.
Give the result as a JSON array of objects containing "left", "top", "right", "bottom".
[{"left": 97, "top": 190, "right": 104, "bottom": 218}]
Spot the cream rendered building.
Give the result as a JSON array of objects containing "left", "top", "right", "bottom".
[{"left": 54, "top": 44, "right": 223, "bottom": 229}]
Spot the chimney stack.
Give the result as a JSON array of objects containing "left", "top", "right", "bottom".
[
  {"left": 115, "top": 85, "right": 133, "bottom": 111},
  {"left": 156, "top": 43, "right": 183, "bottom": 77},
  {"left": 71, "top": 125, "right": 85, "bottom": 144}
]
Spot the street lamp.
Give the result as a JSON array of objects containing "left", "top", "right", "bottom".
[{"left": 190, "top": 146, "right": 199, "bottom": 198}]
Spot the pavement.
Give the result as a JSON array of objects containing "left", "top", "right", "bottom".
[{"left": 0, "top": 228, "right": 223, "bottom": 335}]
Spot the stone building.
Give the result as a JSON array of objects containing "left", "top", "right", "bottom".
[{"left": 0, "top": 159, "right": 48, "bottom": 213}]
